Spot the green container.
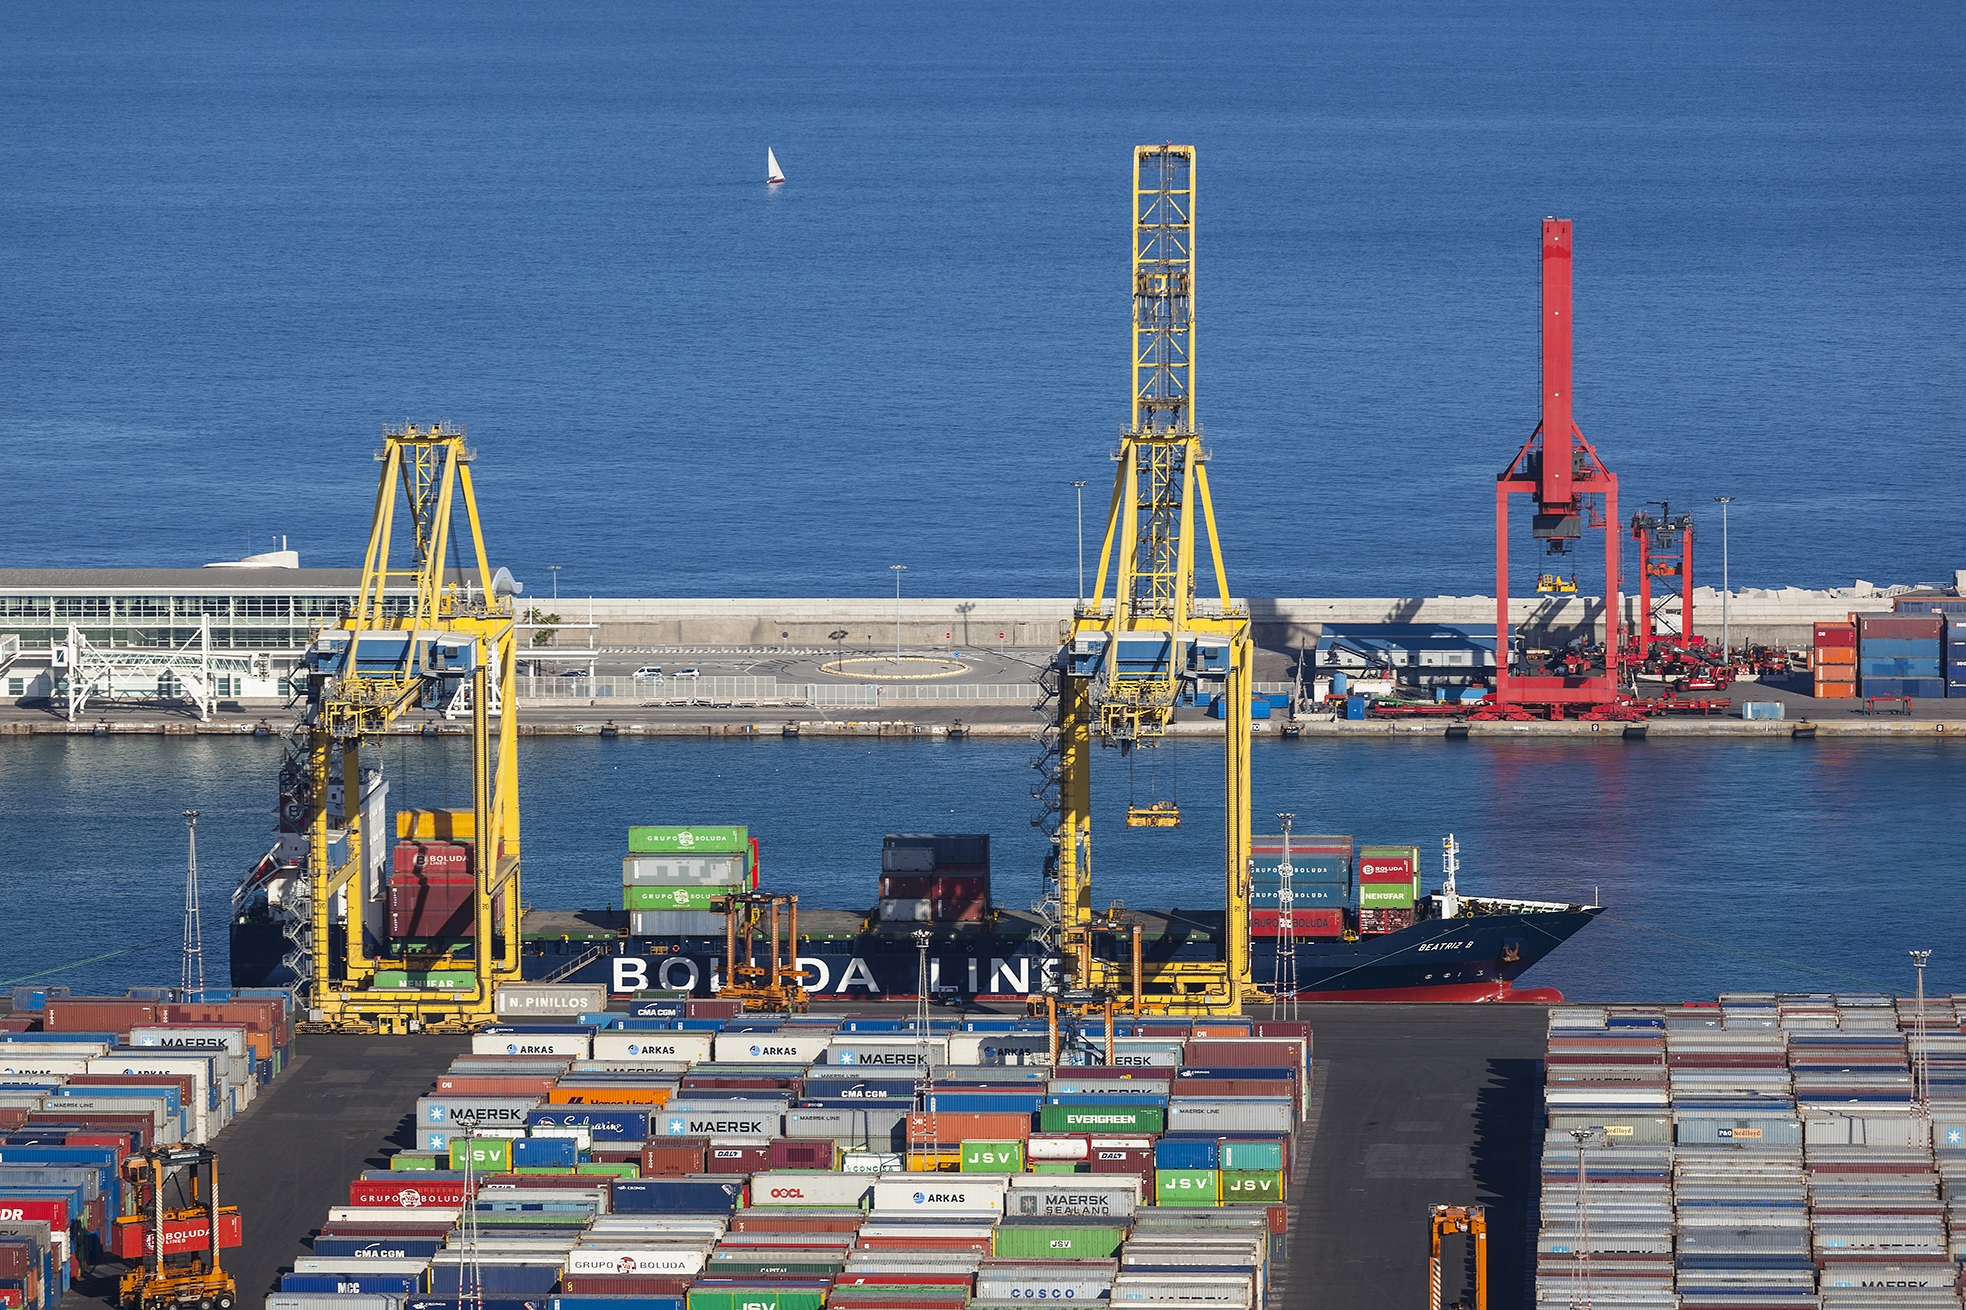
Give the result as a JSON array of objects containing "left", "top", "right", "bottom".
[
  {"left": 1031, "top": 1162, "right": 1088, "bottom": 1174},
  {"left": 630, "top": 825, "right": 749, "bottom": 855},
  {"left": 1219, "top": 1169, "right": 1285, "bottom": 1202},
  {"left": 389, "top": 1152, "right": 441, "bottom": 1172},
  {"left": 1040, "top": 1103, "right": 1165, "bottom": 1134},
  {"left": 961, "top": 1140, "right": 1025, "bottom": 1172},
  {"left": 1219, "top": 1140, "right": 1285, "bottom": 1172},
  {"left": 513, "top": 1166, "right": 575, "bottom": 1175},
  {"left": 575, "top": 1161, "right": 640, "bottom": 1177},
  {"left": 1155, "top": 1168, "right": 1221, "bottom": 1206},
  {"left": 1357, "top": 883, "right": 1415, "bottom": 909},
  {"left": 448, "top": 1138, "right": 511, "bottom": 1173},
  {"left": 687, "top": 1290, "right": 826, "bottom": 1310},
  {"left": 371, "top": 970, "right": 477, "bottom": 991},
  {"left": 991, "top": 1224, "right": 1127, "bottom": 1259},
  {"left": 622, "top": 884, "right": 728, "bottom": 912}
]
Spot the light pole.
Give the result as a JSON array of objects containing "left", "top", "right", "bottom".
[
  {"left": 547, "top": 564, "right": 562, "bottom": 603},
  {"left": 1712, "top": 498, "right": 1733, "bottom": 657},
  {"left": 889, "top": 565, "right": 907, "bottom": 660},
  {"left": 1069, "top": 480, "right": 1089, "bottom": 605}
]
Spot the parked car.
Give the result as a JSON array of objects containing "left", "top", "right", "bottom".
[{"left": 675, "top": 667, "right": 701, "bottom": 678}]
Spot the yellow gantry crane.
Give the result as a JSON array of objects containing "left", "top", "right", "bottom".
[
  {"left": 300, "top": 422, "right": 523, "bottom": 1033},
  {"left": 1046, "top": 145, "right": 1255, "bottom": 1016}
]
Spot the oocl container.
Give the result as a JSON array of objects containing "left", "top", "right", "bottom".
[{"left": 744, "top": 1172, "right": 874, "bottom": 1209}]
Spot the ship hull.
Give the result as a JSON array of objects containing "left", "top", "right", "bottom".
[{"left": 234, "top": 906, "right": 1598, "bottom": 1002}]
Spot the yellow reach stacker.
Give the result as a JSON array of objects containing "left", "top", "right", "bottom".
[
  {"left": 1042, "top": 145, "right": 1260, "bottom": 1017},
  {"left": 298, "top": 422, "right": 523, "bottom": 1034},
  {"left": 116, "top": 1147, "right": 238, "bottom": 1310}
]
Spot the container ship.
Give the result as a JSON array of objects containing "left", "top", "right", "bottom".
[{"left": 231, "top": 808, "right": 1600, "bottom": 1005}]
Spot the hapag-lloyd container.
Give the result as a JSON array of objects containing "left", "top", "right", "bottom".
[
  {"left": 870, "top": 1174, "right": 1010, "bottom": 1214},
  {"left": 744, "top": 1171, "right": 874, "bottom": 1208}
]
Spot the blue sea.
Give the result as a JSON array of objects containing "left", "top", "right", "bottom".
[
  {"left": 3, "top": 5, "right": 1964, "bottom": 1004},
  {"left": 3, "top": 1, "right": 1961, "bottom": 598},
  {"left": 2, "top": 734, "right": 1961, "bottom": 1003}
]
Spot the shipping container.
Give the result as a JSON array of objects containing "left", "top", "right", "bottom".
[
  {"left": 622, "top": 886, "right": 729, "bottom": 913},
  {"left": 622, "top": 856, "right": 746, "bottom": 886},
  {"left": 1357, "top": 846, "right": 1419, "bottom": 881},
  {"left": 991, "top": 1221, "right": 1127, "bottom": 1260},
  {"left": 609, "top": 1178, "right": 744, "bottom": 1215},
  {"left": 627, "top": 912, "right": 727, "bottom": 937},
  {"left": 1248, "top": 908, "right": 1346, "bottom": 938},
  {"left": 1038, "top": 1104, "right": 1163, "bottom": 1135},
  {"left": 493, "top": 986, "right": 606, "bottom": 1018},
  {"left": 1153, "top": 1170, "right": 1221, "bottom": 1206},
  {"left": 626, "top": 827, "right": 749, "bottom": 856},
  {"left": 743, "top": 1172, "right": 872, "bottom": 1209}
]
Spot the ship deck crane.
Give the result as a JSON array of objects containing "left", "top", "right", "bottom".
[
  {"left": 297, "top": 422, "right": 523, "bottom": 1033},
  {"left": 1045, "top": 145, "right": 1254, "bottom": 1017},
  {"left": 1493, "top": 221, "right": 1623, "bottom": 715}
]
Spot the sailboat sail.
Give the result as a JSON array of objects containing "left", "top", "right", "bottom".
[{"left": 766, "top": 148, "right": 785, "bottom": 184}]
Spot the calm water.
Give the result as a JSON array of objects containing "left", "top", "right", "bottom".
[
  {"left": 4, "top": 2, "right": 1963, "bottom": 598},
  {"left": 3, "top": 735, "right": 1961, "bottom": 1003}
]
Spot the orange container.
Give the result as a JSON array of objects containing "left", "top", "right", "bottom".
[
  {"left": 1814, "top": 681, "right": 1856, "bottom": 699},
  {"left": 547, "top": 1087, "right": 671, "bottom": 1108},
  {"left": 1816, "top": 647, "right": 1855, "bottom": 666},
  {"left": 906, "top": 1111, "right": 1032, "bottom": 1143}
]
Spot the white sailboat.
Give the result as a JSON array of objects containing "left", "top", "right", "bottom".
[{"left": 766, "top": 147, "right": 785, "bottom": 185}]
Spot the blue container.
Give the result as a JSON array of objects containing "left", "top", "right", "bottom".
[
  {"left": 1345, "top": 695, "right": 1367, "bottom": 720},
  {"left": 1049, "top": 1092, "right": 1168, "bottom": 1108},
  {"left": 924, "top": 1092, "right": 1043, "bottom": 1114},
  {"left": 1265, "top": 693, "right": 1291, "bottom": 709},
  {"left": 1860, "top": 657, "right": 1941, "bottom": 678},
  {"left": 1860, "top": 638, "right": 1940, "bottom": 658},
  {"left": 628, "top": 1000, "right": 687, "bottom": 1020},
  {"left": 1154, "top": 1137, "right": 1219, "bottom": 1170},
  {"left": 526, "top": 1109, "right": 650, "bottom": 1139},
  {"left": 1046, "top": 1080, "right": 1165, "bottom": 1099},
  {"left": 1205, "top": 695, "right": 1226, "bottom": 720},
  {"left": 610, "top": 1177, "right": 744, "bottom": 1214},
  {"left": 1247, "top": 882, "right": 1348, "bottom": 909},
  {"left": 1864, "top": 677, "right": 1946, "bottom": 698},
  {"left": 313, "top": 1238, "right": 446, "bottom": 1259},
  {"left": 511, "top": 1136, "right": 577, "bottom": 1168},
  {"left": 1248, "top": 699, "right": 1271, "bottom": 720},
  {"left": 429, "top": 1265, "right": 560, "bottom": 1294},
  {"left": 1176, "top": 1067, "right": 1297, "bottom": 1083},
  {"left": 281, "top": 1275, "right": 423, "bottom": 1294}
]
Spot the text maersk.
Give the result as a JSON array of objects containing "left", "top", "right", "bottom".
[{"left": 673, "top": 1119, "right": 764, "bottom": 1135}]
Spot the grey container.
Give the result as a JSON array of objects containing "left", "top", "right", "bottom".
[
  {"left": 629, "top": 910, "right": 726, "bottom": 937},
  {"left": 1546, "top": 1113, "right": 1673, "bottom": 1143},
  {"left": 783, "top": 1106, "right": 908, "bottom": 1151},
  {"left": 266, "top": 1298, "right": 405, "bottom": 1310},
  {"left": 1164, "top": 1098, "right": 1294, "bottom": 1134},
  {"left": 623, "top": 856, "right": 746, "bottom": 885}
]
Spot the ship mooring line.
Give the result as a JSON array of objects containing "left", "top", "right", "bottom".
[
  {"left": 1592, "top": 911, "right": 1893, "bottom": 991},
  {"left": 0, "top": 934, "right": 176, "bottom": 987}
]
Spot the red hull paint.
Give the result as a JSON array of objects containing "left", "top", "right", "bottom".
[{"left": 1282, "top": 981, "right": 1566, "bottom": 1004}]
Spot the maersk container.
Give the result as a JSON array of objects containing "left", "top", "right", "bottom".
[
  {"left": 1005, "top": 1177, "right": 1140, "bottom": 1219},
  {"left": 610, "top": 1178, "right": 744, "bottom": 1215},
  {"left": 655, "top": 1106, "right": 780, "bottom": 1139},
  {"left": 1164, "top": 1099, "right": 1293, "bottom": 1135},
  {"left": 825, "top": 1038, "right": 949, "bottom": 1069}
]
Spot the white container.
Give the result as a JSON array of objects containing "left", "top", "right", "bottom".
[
  {"left": 843, "top": 1152, "right": 904, "bottom": 1174},
  {"left": 1025, "top": 1135, "right": 1089, "bottom": 1161},
  {"left": 746, "top": 1171, "right": 875, "bottom": 1208},
  {"left": 1165, "top": 1098, "right": 1295, "bottom": 1134},
  {"left": 290, "top": 1260, "right": 431, "bottom": 1276},
  {"left": 495, "top": 985, "right": 607, "bottom": 1017},
  {"left": 824, "top": 1038, "right": 948, "bottom": 1068},
  {"left": 1004, "top": 1176, "right": 1140, "bottom": 1218},
  {"left": 590, "top": 1031, "right": 715, "bottom": 1063},
  {"left": 325, "top": 1207, "right": 462, "bottom": 1225},
  {"left": 128, "top": 1026, "right": 248, "bottom": 1056},
  {"left": 875, "top": 899, "right": 932, "bottom": 923},
  {"left": 711, "top": 1031, "right": 833, "bottom": 1064},
  {"left": 266, "top": 1297, "right": 404, "bottom": 1310},
  {"left": 1105, "top": 1039, "right": 1184, "bottom": 1067},
  {"left": 871, "top": 1173, "right": 1011, "bottom": 1214},
  {"left": 562, "top": 1248, "right": 706, "bottom": 1276},
  {"left": 623, "top": 856, "right": 746, "bottom": 885},
  {"left": 470, "top": 1030, "right": 591, "bottom": 1058}
]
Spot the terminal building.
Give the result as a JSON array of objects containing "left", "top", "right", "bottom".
[{"left": 0, "top": 552, "right": 395, "bottom": 714}]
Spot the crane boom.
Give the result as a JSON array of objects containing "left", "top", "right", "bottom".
[{"left": 1048, "top": 146, "right": 1254, "bottom": 1015}]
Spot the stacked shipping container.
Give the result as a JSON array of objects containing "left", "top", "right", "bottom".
[
  {"left": 1856, "top": 613, "right": 1946, "bottom": 700},
  {"left": 1815, "top": 622, "right": 1857, "bottom": 700},
  {"left": 1247, "top": 834, "right": 1350, "bottom": 939},
  {"left": 624, "top": 827, "right": 750, "bottom": 937},
  {"left": 876, "top": 835, "right": 990, "bottom": 925}
]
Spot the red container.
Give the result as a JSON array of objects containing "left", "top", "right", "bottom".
[
  {"left": 388, "top": 875, "right": 502, "bottom": 938},
  {"left": 1857, "top": 614, "right": 1943, "bottom": 639},
  {"left": 40, "top": 999, "right": 160, "bottom": 1033},
  {"left": 680, "top": 1073, "right": 802, "bottom": 1093},
  {"left": 933, "top": 895, "right": 988, "bottom": 922},
  {"left": 0, "top": 1017, "right": 39, "bottom": 1033},
  {"left": 588, "top": 1145, "right": 645, "bottom": 1165},
  {"left": 392, "top": 841, "right": 471, "bottom": 875},
  {"left": 156, "top": 998, "right": 289, "bottom": 1047},
  {"left": 349, "top": 1179, "right": 470, "bottom": 1207},
  {"left": 879, "top": 875, "right": 934, "bottom": 899},
  {"left": 767, "top": 1139, "right": 835, "bottom": 1170},
  {"left": 1358, "top": 856, "right": 1414, "bottom": 882},
  {"left": 478, "top": 1174, "right": 605, "bottom": 1191},
  {"left": 1814, "top": 624, "right": 1856, "bottom": 648},
  {"left": 1170, "top": 1078, "right": 1295, "bottom": 1100},
  {"left": 857, "top": 1234, "right": 989, "bottom": 1252},
  {"left": 24, "top": 1111, "right": 154, "bottom": 1149},
  {"left": 1249, "top": 908, "right": 1344, "bottom": 938},
  {"left": 832, "top": 1273, "right": 975, "bottom": 1288},
  {"left": 907, "top": 1111, "right": 1031, "bottom": 1144},
  {"left": 558, "top": 1276, "right": 693, "bottom": 1297},
  {"left": 704, "top": 1143, "right": 772, "bottom": 1174},
  {"left": 1186, "top": 1040, "right": 1309, "bottom": 1069},
  {"left": 0, "top": 1198, "right": 68, "bottom": 1229},
  {"left": 932, "top": 874, "right": 988, "bottom": 898},
  {"left": 1251, "top": 1021, "right": 1311, "bottom": 1040},
  {"left": 640, "top": 1142, "right": 707, "bottom": 1176},
  {"left": 434, "top": 1076, "right": 559, "bottom": 1097},
  {"left": 318, "top": 1222, "right": 454, "bottom": 1238},
  {"left": 686, "top": 1000, "right": 744, "bottom": 1020},
  {"left": 111, "top": 1212, "right": 243, "bottom": 1260},
  {"left": 730, "top": 1213, "right": 866, "bottom": 1233}
]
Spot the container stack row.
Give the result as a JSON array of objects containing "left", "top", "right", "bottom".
[
  {"left": 270, "top": 1003, "right": 1304, "bottom": 1310},
  {"left": 0, "top": 989, "right": 298, "bottom": 1310},
  {"left": 1537, "top": 996, "right": 1966, "bottom": 1310},
  {"left": 624, "top": 826, "right": 754, "bottom": 938}
]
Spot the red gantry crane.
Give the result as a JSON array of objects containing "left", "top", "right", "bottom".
[{"left": 1490, "top": 220, "right": 1624, "bottom": 719}]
